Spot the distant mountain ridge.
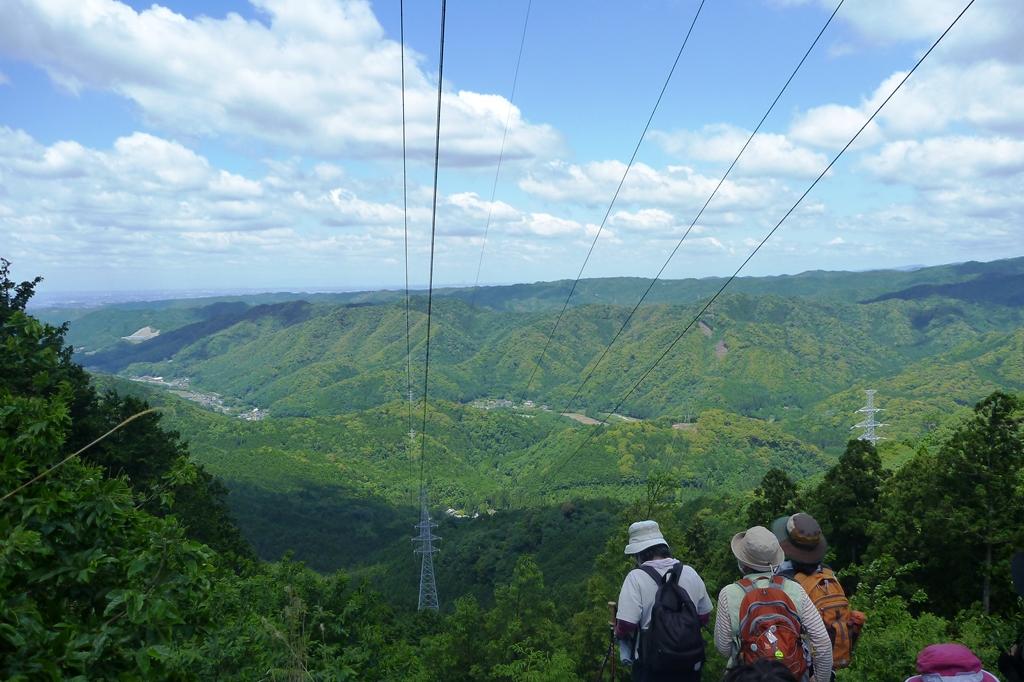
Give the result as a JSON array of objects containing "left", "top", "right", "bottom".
[
  {"left": 59, "top": 255, "right": 1024, "bottom": 456},
  {"left": 38, "top": 255, "right": 1024, "bottom": 324}
]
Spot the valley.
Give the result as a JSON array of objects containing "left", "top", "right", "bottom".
[{"left": 55, "top": 256, "right": 1024, "bottom": 586}]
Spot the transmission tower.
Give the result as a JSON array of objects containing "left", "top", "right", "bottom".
[
  {"left": 413, "top": 487, "right": 440, "bottom": 611},
  {"left": 852, "top": 389, "right": 886, "bottom": 444}
]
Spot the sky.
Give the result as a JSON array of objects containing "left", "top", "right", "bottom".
[{"left": 1, "top": 0, "right": 1022, "bottom": 293}]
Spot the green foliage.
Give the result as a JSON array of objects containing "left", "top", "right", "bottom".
[
  {"left": 1, "top": 275, "right": 218, "bottom": 678},
  {"left": 868, "top": 392, "right": 1024, "bottom": 615},
  {"left": 840, "top": 557, "right": 950, "bottom": 682},
  {"left": 745, "top": 468, "right": 799, "bottom": 527},
  {"left": 423, "top": 556, "right": 581, "bottom": 682},
  {"left": 805, "top": 440, "right": 889, "bottom": 567}
]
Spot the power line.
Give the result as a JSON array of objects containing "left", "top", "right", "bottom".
[
  {"left": 519, "top": 0, "right": 706, "bottom": 403},
  {"left": 551, "top": 0, "right": 844, "bottom": 422},
  {"left": 400, "top": 0, "right": 415, "bottom": 460},
  {"left": 419, "top": 0, "right": 447, "bottom": 488},
  {"left": 542, "top": 0, "right": 976, "bottom": 484},
  {"left": 468, "top": 0, "right": 533, "bottom": 310}
]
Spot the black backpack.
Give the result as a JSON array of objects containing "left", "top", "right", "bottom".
[{"left": 637, "top": 563, "right": 706, "bottom": 673}]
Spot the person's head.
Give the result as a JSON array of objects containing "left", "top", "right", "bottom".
[
  {"left": 771, "top": 513, "right": 828, "bottom": 566},
  {"left": 791, "top": 560, "right": 820, "bottom": 575},
  {"left": 723, "top": 660, "right": 798, "bottom": 682},
  {"left": 904, "top": 643, "right": 999, "bottom": 682},
  {"left": 731, "top": 525, "right": 784, "bottom": 575},
  {"left": 635, "top": 543, "right": 672, "bottom": 565},
  {"left": 624, "top": 520, "right": 671, "bottom": 562}
]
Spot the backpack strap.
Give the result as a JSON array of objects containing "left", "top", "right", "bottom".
[
  {"left": 737, "top": 577, "right": 756, "bottom": 593},
  {"left": 639, "top": 565, "right": 664, "bottom": 588}
]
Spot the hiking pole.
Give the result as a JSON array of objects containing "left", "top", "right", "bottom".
[
  {"left": 608, "top": 600, "right": 618, "bottom": 681},
  {"left": 594, "top": 601, "right": 618, "bottom": 681}
]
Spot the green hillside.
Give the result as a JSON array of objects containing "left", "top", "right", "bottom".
[
  {"left": 72, "top": 291, "right": 1024, "bottom": 453},
  {"left": 58, "top": 256, "right": 1023, "bottom": 591},
  {"left": 41, "top": 255, "right": 1024, "bottom": 352}
]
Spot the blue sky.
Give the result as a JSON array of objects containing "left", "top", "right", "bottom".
[{"left": 1, "top": 0, "right": 1021, "bottom": 293}]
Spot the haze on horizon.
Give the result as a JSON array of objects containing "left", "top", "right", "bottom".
[{"left": 1, "top": 0, "right": 1022, "bottom": 292}]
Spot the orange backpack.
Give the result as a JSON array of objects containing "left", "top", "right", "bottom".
[
  {"left": 794, "top": 567, "right": 865, "bottom": 669},
  {"left": 736, "top": 575, "right": 808, "bottom": 679}
]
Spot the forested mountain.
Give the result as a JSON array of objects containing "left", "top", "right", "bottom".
[
  {"left": 43, "top": 258, "right": 1023, "bottom": 456},
  {"left": 6, "top": 258, "right": 1024, "bottom": 680}
]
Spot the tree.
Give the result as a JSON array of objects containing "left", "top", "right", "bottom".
[
  {"left": 0, "top": 262, "right": 251, "bottom": 561},
  {"left": 806, "top": 439, "right": 888, "bottom": 567},
  {"left": 869, "top": 392, "right": 1024, "bottom": 615},
  {"left": 940, "top": 392, "right": 1023, "bottom": 613},
  {"left": 0, "top": 283, "right": 218, "bottom": 678},
  {"left": 746, "top": 468, "right": 799, "bottom": 527}
]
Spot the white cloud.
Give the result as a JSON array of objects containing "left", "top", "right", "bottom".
[
  {"left": 863, "top": 136, "right": 1024, "bottom": 187},
  {"left": 869, "top": 63, "right": 1024, "bottom": 136},
  {"left": 0, "top": 126, "right": 609, "bottom": 284},
  {"left": 782, "top": 0, "right": 1024, "bottom": 152},
  {"left": 520, "top": 213, "right": 585, "bottom": 238},
  {"left": 789, "top": 104, "right": 883, "bottom": 149},
  {"left": 610, "top": 208, "right": 676, "bottom": 233},
  {"left": 0, "top": 0, "right": 561, "bottom": 164},
  {"left": 447, "top": 192, "right": 519, "bottom": 222},
  {"left": 652, "top": 124, "right": 828, "bottom": 178},
  {"left": 827, "top": 0, "right": 1022, "bottom": 63},
  {"left": 518, "top": 160, "right": 776, "bottom": 211}
]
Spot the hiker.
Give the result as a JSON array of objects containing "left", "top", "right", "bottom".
[
  {"left": 772, "top": 513, "right": 865, "bottom": 673},
  {"left": 723, "top": 661, "right": 799, "bottom": 682},
  {"left": 998, "top": 551, "right": 1024, "bottom": 682},
  {"left": 614, "top": 520, "right": 713, "bottom": 681},
  {"left": 714, "top": 525, "right": 833, "bottom": 682},
  {"left": 905, "top": 643, "right": 1000, "bottom": 682}
]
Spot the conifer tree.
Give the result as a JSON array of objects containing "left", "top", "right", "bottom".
[
  {"left": 870, "top": 392, "right": 1024, "bottom": 615},
  {"left": 746, "top": 468, "right": 799, "bottom": 527},
  {"left": 807, "top": 439, "right": 888, "bottom": 567}
]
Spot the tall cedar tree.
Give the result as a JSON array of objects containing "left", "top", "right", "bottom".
[
  {"left": 869, "top": 392, "right": 1024, "bottom": 615},
  {"left": 746, "top": 468, "right": 800, "bottom": 528},
  {"left": 807, "top": 439, "right": 888, "bottom": 568}
]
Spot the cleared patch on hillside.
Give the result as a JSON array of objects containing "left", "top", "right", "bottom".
[{"left": 562, "top": 412, "right": 600, "bottom": 425}]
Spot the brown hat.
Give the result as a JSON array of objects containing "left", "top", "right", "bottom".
[
  {"left": 771, "top": 513, "right": 828, "bottom": 564},
  {"left": 731, "top": 526, "right": 785, "bottom": 572}
]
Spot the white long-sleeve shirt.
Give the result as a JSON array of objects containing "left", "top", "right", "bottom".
[{"left": 714, "top": 575, "right": 833, "bottom": 682}]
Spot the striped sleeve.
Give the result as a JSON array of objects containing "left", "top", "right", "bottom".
[
  {"left": 713, "top": 589, "right": 734, "bottom": 660},
  {"left": 797, "top": 587, "right": 833, "bottom": 682}
]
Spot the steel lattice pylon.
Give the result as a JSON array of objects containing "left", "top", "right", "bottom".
[
  {"left": 852, "top": 389, "right": 886, "bottom": 444},
  {"left": 413, "top": 487, "right": 440, "bottom": 611}
]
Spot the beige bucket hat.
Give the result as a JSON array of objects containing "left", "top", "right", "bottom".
[
  {"left": 624, "top": 520, "right": 669, "bottom": 555},
  {"left": 731, "top": 525, "right": 785, "bottom": 572}
]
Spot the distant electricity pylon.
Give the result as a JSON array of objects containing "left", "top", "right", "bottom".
[
  {"left": 413, "top": 487, "right": 440, "bottom": 611},
  {"left": 852, "top": 389, "right": 886, "bottom": 444}
]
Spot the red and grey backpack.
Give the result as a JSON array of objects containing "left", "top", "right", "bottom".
[{"left": 736, "top": 575, "right": 808, "bottom": 679}]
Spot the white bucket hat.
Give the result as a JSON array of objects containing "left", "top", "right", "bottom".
[
  {"left": 731, "top": 525, "right": 785, "bottom": 572},
  {"left": 624, "top": 520, "right": 669, "bottom": 555}
]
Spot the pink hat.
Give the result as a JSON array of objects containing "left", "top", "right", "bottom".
[{"left": 904, "top": 643, "right": 999, "bottom": 682}]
